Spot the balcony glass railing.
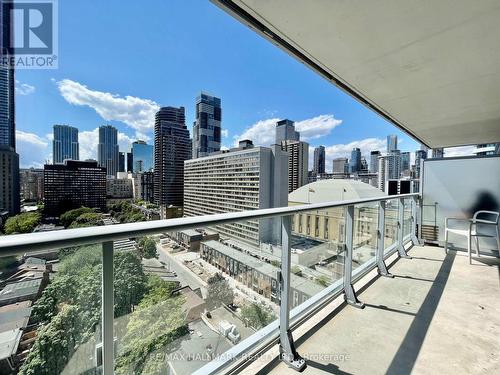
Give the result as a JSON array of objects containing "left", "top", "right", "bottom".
[{"left": 0, "top": 193, "right": 419, "bottom": 375}]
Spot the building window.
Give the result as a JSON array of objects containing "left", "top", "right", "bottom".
[
  {"left": 298, "top": 214, "right": 303, "bottom": 232},
  {"left": 324, "top": 217, "right": 329, "bottom": 239},
  {"left": 315, "top": 216, "right": 319, "bottom": 237},
  {"left": 306, "top": 215, "right": 311, "bottom": 235}
]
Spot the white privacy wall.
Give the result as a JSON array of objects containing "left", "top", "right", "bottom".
[{"left": 422, "top": 156, "right": 500, "bottom": 252}]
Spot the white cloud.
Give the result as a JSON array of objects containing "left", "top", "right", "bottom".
[
  {"left": 15, "top": 80, "right": 35, "bottom": 95},
  {"left": 56, "top": 79, "right": 160, "bottom": 134},
  {"left": 221, "top": 129, "right": 229, "bottom": 138},
  {"left": 16, "top": 131, "right": 50, "bottom": 168},
  {"left": 233, "top": 114, "right": 342, "bottom": 147},
  {"left": 295, "top": 115, "right": 342, "bottom": 141}
]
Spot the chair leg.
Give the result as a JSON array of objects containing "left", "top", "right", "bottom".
[
  {"left": 496, "top": 226, "right": 500, "bottom": 251},
  {"left": 475, "top": 236, "right": 480, "bottom": 258},
  {"left": 468, "top": 234, "right": 472, "bottom": 265},
  {"left": 444, "top": 230, "right": 448, "bottom": 254}
]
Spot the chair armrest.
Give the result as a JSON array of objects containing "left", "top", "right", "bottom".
[{"left": 469, "top": 218, "right": 498, "bottom": 225}]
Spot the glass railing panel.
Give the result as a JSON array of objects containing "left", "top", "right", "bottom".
[
  {"left": 384, "top": 198, "right": 399, "bottom": 253},
  {"left": 8, "top": 244, "right": 104, "bottom": 374},
  {"left": 288, "top": 207, "right": 345, "bottom": 310},
  {"left": 352, "top": 202, "right": 378, "bottom": 273},
  {"left": 130, "top": 217, "right": 281, "bottom": 374}
]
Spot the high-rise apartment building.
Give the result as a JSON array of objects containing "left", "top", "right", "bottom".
[
  {"left": 432, "top": 148, "right": 444, "bottom": 158},
  {"left": 377, "top": 152, "right": 402, "bottom": 191},
  {"left": 98, "top": 125, "right": 119, "bottom": 177},
  {"left": 184, "top": 143, "right": 288, "bottom": 246},
  {"left": 313, "top": 145, "right": 326, "bottom": 175},
  {"left": 53, "top": 125, "right": 79, "bottom": 164},
  {"left": 154, "top": 106, "right": 191, "bottom": 208},
  {"left": 0, "top": 3, "right": 20, "bottom": 215},
  {"left": 401, "top": 151, "right": 411, "bottom": 174},
  {"left": 414, "top": 149, "right": 427, "bottom": 179},
  {"left": 118, "top": 152, "right": 125, "bottom": 172},
  {"left": 126, "top": 152, "right": 133, "bottom": 173},
  {"left": 276, "top": 119, "right": 299, "bottom": 143},
  {"left": 349, "top": 148, "right": 361, "bottom": 173},
  {"left": 370, "top": 151, "right": 381, "bottom": 172},
  {"left": 43, "top": 160, "right": 106, "bottom": 216},
  {"left": 387, "top": 134, "right": 398, "bottom": 152},
  {"left": 192, "top": 92, "right": 222, "bottom": 158},
  {"left": 132, "top": 140, "right": 153, "bottom": 172},
  {"left": 276, "top": 119, "right": 308, "bottom": 193}
]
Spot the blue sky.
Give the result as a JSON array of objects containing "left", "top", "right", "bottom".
[{"left": 14, "top": 0, "right": 428, "bottom": 169}]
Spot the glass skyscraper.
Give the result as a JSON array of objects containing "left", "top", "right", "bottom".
[
  {"left": 0, "top": 1, "right": 20, "bottom": 214},
  {"left": 154, "top": 106, "right": 191, "bottom": 207},
  {"left": 387, "top": 134, "right": 398, "bottom": 152},
  {"left": 131, "top": 140, "right": 153, "bottom": 172},
  {"left": 192, "top": 92, "right": 222, "bottom": 158},
  {"left": 98, "top": 125, "right": 119, "bottom": 177},
  {"left": 53, "top": 125, "right": 79, "bottom": 164},
  {"left": 349, "top": 148, "right": 361, "bottom": 173},
  {"left": 313, "top": 145, "right": 326, "bottom": 175}
]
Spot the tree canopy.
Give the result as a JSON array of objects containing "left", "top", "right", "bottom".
[
  {"left": 138, "top": 236, "right": 158, "bottom": 259},
  {"left": 240, "top": 303, "right": 276, "bottom": 330},
  {"left": 3, "top": 212, "right": 41, "bottom": 234},
  {"left": 60, "top": 207, "right": 95, "bottom": 228},
  {"left": 206, "top": 273, "right": 234, "bottom": 310}
]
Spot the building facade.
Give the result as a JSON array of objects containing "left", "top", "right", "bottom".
[
  {"left": 118, "top": 152, "right": 125, "bottom": 172},
  {"left": 0, "top": 3, "right": 20, "bottom": 215},
  {"left": 332, "top": 157, "right": 349, "bottom": 175},
  {"left": 184, "top": 145, "right": 288, "bottom": 246},
  {"left": 43, "top": 160, "right": 106, "bottom": 216},
  {"left": 387, "top": 134, "right": 398, "bottom": 152},
  {"left": 313, "top": 145, "right": 326, "bottom": 175},
  {"left": 154, "top": 106, "right": 191, "bottom": 208},
  {"left": 52, "top": 125, "right": 79, "bottom": 164},
  {"left": 20, "top": 168, "right": 44, "bottom": 202},
  {"left": 349, "top": 148, "right": 361, "bottom": 173},
  {"left": 192, "top": 92, "right": 222, "bottom": 158},
  {"left": 131, "top": 140, "right": 153, "bottom": 172},
  {"left": 106, "top": 173, "right": 133, "bottom": 199},
  {"left": 130, "top": 171, "right": 154, "bottom": 202},
  {"left": 126, "top": 152, "right": 133, "bottom": 173},
  {"left": 98, "top": 125, "right": 119, "bottom": 177},
  {"left": 369, "top": 151, "right": 380, "bottom": 172}
]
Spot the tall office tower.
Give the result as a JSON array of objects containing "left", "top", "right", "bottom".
[
  {"left": 360, "top": 157, "right": 369, "bottom": 173},
  {"left": 276, "top": 119, "right": 308, "bottom": 192},
  {"left": 0, "top": 2, "right": 20, "bottom": 215},
  {"left": 370, "top": 150, "right": 381, "bottom": 172},
  {"left": 332, "top": 157, "right": 349, "bottom": 174},
  {"left": 126, "top": 152, "right": 133, "bottom": 173},
  {"left": 43, "top": 160, "right": 106, "bottom": 217},
  {"left": 276, "top": 119, "right": 300, "bottom": 143},
  {"left": 192, "top": 92, "right": 222, "bottom": 158},
  {"left": 52, "top": 125, "right": 79, "bottom": 164},
  {"left": 118, "top": 152, "right": 125, "bottom": 172},
  {"left": 377, "top": 156, "right": 387, "bottom": 191},
  {"left": 432, "top": 148, "right": 444, "bottom": 158},
  {"left": 184, "top": 143, "right": 288, "bottom": 246},
  {"left": 387, "top": 134, "right": 398, "bottom": 152},
  {"left": 154, "top": 106, "right": 191, "bottom": 208},
  {"left": 386, "top": 150, "right": 401, "bottom": 179},
  {"left": 313, "top": 145, "right": 326, "bottom": 175},
  {"left": 349, "top": 148, "right": 361, "bottom": 173},
  {"left": 401, "top": 152, "right": 411, "bottom": 173},
  {"left": 98, "top": 125, "right": 119, "bottom": 177},
  {"left": 414, "top": 149, "right": 427, "bottom": 178},
  {"left": 132, "top": 140, "right": 153, "bottom": 172}
]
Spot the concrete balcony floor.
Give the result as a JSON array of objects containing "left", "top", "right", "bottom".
[{"left": 266, "top": 245, "right": 500, "bottom": 375}]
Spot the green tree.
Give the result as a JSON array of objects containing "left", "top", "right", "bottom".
[
  {"left": 138, "top": 237, "right": 158, "bottom": 259},
  {"left": 240, "top": 303, "right": 276, "bottom": 329},
  {"left": 3, "top": 212, "right": 41, "bottom": 234},
  {"left": 206, "top": 273, "right": 234, "bottom": 310},
  {"left": 315, "top": 275, "right": 329, "bottom": 287},
  {"left": 69, "top": 212, "right": 103, "bottom": 228},
  {"left": 60, "top": 207, "right": 94, "bottom": 228},
  {"left": 115, "top": 277, "right": 188, "bottom": 375}
]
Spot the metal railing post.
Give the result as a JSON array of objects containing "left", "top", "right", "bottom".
[
  {"left": 411, "top": 195, "right": 420, "bottom": 246},
  {"left": 278, "top": 215, "right": 306, "bottom": 372},
  {"left": 102, "top": 241, "right": 114, "bottom": 375},
  {"left": 343, "top": 205, "right": 365, "bottom": 308},
  {"left": 397, "top": 198, "right": 411, "bottom": 259},
  {"left": 376, "top": 200, "right": 394, "bottom": 278}
]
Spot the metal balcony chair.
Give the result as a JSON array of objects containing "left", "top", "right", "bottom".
[{"left": 445, "top": 210, "right": 500, "bottom": 264}]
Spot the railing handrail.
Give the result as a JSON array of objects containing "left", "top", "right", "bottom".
[{"left": 0, "top": 193, "right": 419, "bottom": 256}]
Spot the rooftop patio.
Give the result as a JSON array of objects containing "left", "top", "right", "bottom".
[{"left": 262, "top": 244, "right": 500, "bottom": 374}]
